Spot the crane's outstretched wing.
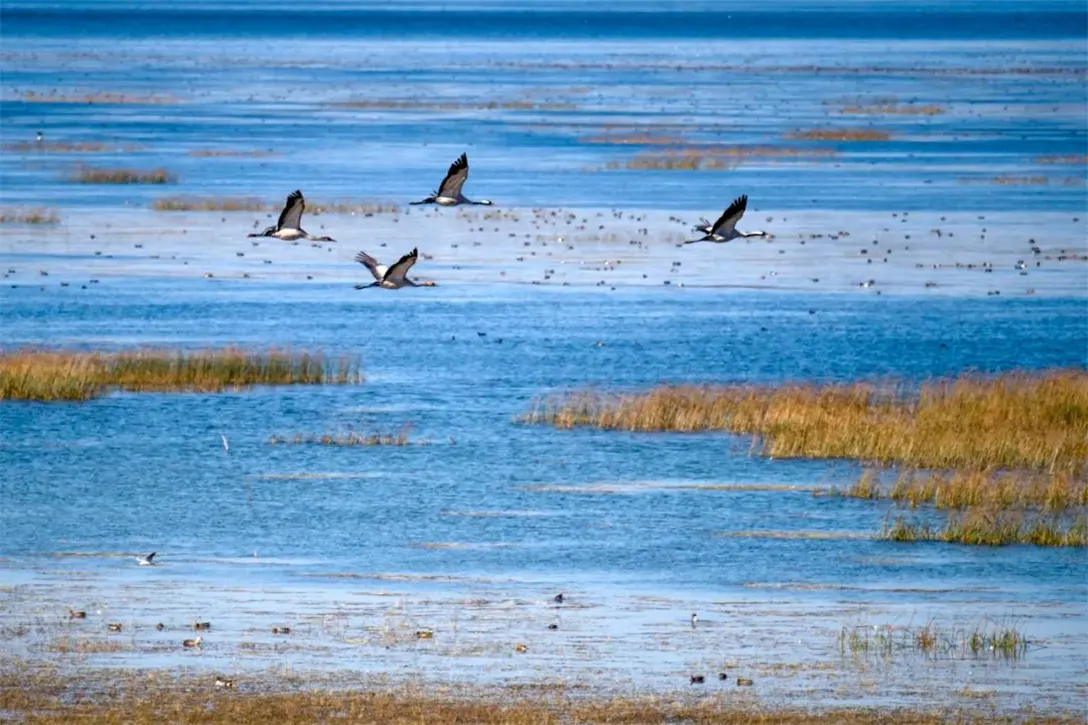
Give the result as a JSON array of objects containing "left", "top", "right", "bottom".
[
  {"left": 436, "top": 153, "right": 469, "bottom": 199},
  {"left": 709, "top": 195, "right": 747, "bottom": 237},
  {"left": 354, "top": 250, "right": 387, "bottom": 281},
  {"left": 383, "top": 248, "right": 419, "bottom": 283},
  {"left": 277, "top": 190, "right": 305, "bottom": 230}
]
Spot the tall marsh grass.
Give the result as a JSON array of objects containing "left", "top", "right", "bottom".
[
  {"left": 522, "top": 370, "right": 1088, "bottom": 474},
  {"left": 0, "top": 348, "right": 362, "bottom": 401},
  {"left": 882, "top": 509, "right": 1087, "bottom": 547},
  {"left": 787, "top": 129, "right": 891, "bottom": 141},
  {"left": 0, "top": 208, "right": 60, "bottom": 225},
  {"left": 839, "top": 470, "right": 1087, "bottom": 512},
  {"left": 71, "top": 167, "right": 175, "bottom": 184},
  {"left": 839, "top": 621, "right": 1028, "bottom": 659}
]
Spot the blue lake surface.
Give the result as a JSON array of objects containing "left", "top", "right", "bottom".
[{"left": 0, "top": 0, "right": 1086, "bottom": 710}]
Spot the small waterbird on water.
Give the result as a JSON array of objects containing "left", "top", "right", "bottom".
[
  {"left": 68, "top": 608, "right": 86, "bottom": 619},
  {"left": 193, "top": 622, "right": 211, "bottom": 631},
  {"left": 136, "top": 552, "right": 156, "bottom": 566},
  {"left": 215, "top": 676, "right": 236, "bottom": 689},
  {"left": 690, "top": 675, "right": 705, "bottom": 685},
  {"left": 248, "top": 190, "right": 335, "bottom": 242},
  {"left": 553, "top": 593, "right": 565, "bottom": 604},
  {"left": 410, "top": 153, "right": 493, "bottom": 206},
  {"left": 107, "top": 623, "right": 123, "bottom": 632},
  {"left": 691, "top": 612, "right": 698, "bottom": 628},
  {"left": 686, "top": 195, "right": 767, "bottom": 244},
  {"left": 183, "top": 635, "right": 202, "bottom": 648},
  {"left": 36, "top": 131, "right": 44, "bottom": 143},
  {"left": 354, "top": 248, "right": 436, "bottom": 289}
]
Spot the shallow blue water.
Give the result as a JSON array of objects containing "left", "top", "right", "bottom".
[{"left": 0, "top": 0, "right": 1086, "bottom": 707}]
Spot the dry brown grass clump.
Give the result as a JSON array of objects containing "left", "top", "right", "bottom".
[
  {"left": 47, "top": 636, "right": 130, "bottom": 654},
  {"left": 151, "top": 197, "right": 399, "bottom": 214},
  {"left": 523, "top": 370, "right": 1088, "bottom": 474},
  {"left": 0, "top": 208, "right": 60, "bottom": 224},
  {"left": 152, "top": 197, "right": 268, "bottom": 212},
  {"left": 990, "top": 176, "right": 1048, "bottom": 185},
  {"left": 187, "top": 149, "right": 279, "bottom": 158},
  {"left": 787, "top": 129, "right": 891, "bottom": 142},
  {"left": 15, "top": 91, "right": 178, "bottom": 105},
  {"left": 0, "top": 348, "right": 362, "bottom": 401},
  {"left": 579, "top": 134, "right": 689, "bottom": 145},
  {"left": 883, "top": 508, "right": 1087, "bottom": 547},
  {"left": 604, "top": 145, "right": 836, "bottom": 171},
  {"left": 71, "top": 167, "right": 175, "bottom": 184},
  {"left": 840, "top": 104, "right": 945, "bottom": 116},
  {"left": 1034, "top": 154, "right": 1088, "bottom": 165},
  {"left": 842, "top": 469, "right": 1087, "bottom": 511},
  {"left": 331, "top": 99, "right": 576, "bottom": 112},
  {"left": 268, "top": 425, "right": 414, "bottom": 447},
  {"left": 2, "top": 141, "right": 142, "bottom": 153},
  {"left": 0, "top": 668, "right": 1078, "bottom": 725}
]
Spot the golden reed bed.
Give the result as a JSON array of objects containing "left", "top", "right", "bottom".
[
  {"left": 0, "top": 348, "right": 362, "bottom": 401},
  {"left": 523, "top": 370, "right": 1088, "bottom": 475}
]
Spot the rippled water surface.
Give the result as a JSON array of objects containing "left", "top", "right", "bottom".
[{"left": 1, "top": 0, "right": 1086, "bottom": 713}]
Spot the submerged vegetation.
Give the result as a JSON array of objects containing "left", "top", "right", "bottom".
[
  {"left": 151, "top": 197, "right": 399, "bottom": 214},
  {"left": 837, "top": 469, "right": 1087, "bottom": 511},
  {"left": 71, "top": 167, "right": 175, "bottom": 184},
  {"left": 881, "top": 510, "right": 1087, "bottom": 547},
  {"left": 2, "top": 140, "right": 142, "bottom": 153},
  {"left": 522, "top": 370, "right": 1088, "bottom": 474},
  {"left": 268, "top": 426, "right": 416, "bottom": 447},
  {"left": 839, "top": 621, "right": 1028, "bottom": 659},
  {"left": 787, "top": 129, "right": 892, "bottom": 141},
  {"left": 0, "top": 348, "right": 362, "bottom": 401},
  {"left": 0, "top": 208, "right": 60, "bottom": 225},
  {"left": 601, "top": 145, "right": 836, "bottom": 171}
]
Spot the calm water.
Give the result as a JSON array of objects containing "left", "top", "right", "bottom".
[{"left": 1, "top": 0, "right": 1086, "bottom": 711}]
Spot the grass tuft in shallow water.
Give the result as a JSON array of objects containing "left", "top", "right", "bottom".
[
  {"left": 523, "top": 370, "right": 1088, "bottom": 474},
  {"left": 787, "top": 129, "right": 891, "bottom": 141},
  {"left": 835, "top": 470, "right": 1087, "bottom": 512},
  {"left": 882, "top": 509, "right": 1087, "bottom": 547},
  {"left": 0, "top": 348, "right": 362, "bottom": 401},
  {"left": 72, "top": 167, "right": 175, "bottom": 184},
  {"left": 0, "top": 208, "right": 60, "bottom": 224},
  {"left": 839, "top": 621, "right": 1029, "bottom": 660},
  {"left": 268, "top": 425, "right": 415, "bottom": 447}
]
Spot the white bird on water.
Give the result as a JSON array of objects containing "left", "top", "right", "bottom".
[
  {"left": 410, "top": 153, "right": 493, "bottom": 206},
  {"left": 686, "top": 195, "right": 767, "bottom": 244},
  {"left": 354, "top": 248, "right": 436, "bottom": 289},
  {"left": 136, "top": 552, "right": 157, "bottom": 566},
  {"left": 248, "top": 190, "right": 335, "bottom": 242}
]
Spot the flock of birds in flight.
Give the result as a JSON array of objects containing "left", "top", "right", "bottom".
[{"left": 247, "top": 152, "right": 767, "bottom": 289}]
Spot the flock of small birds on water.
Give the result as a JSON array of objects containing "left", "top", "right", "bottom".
[{"left": 63, "top": 562, "right": 751, "bottom": 690}]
